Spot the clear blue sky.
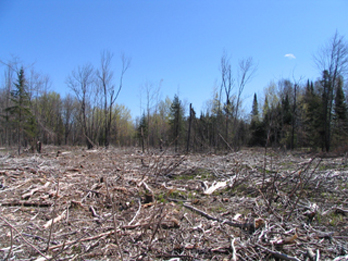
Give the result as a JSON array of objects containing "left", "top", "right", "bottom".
[{"left": 1, "top": 0, "right": 348, "bottom": 118}]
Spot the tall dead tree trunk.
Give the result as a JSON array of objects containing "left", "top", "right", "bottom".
[
  {"left": 186, "top": 103, "right": 194, "bottom": 152},
  {"left": 290, "top": 83, "right": 297, "bottom": 150},
  {"left": 220, "top": 52, "right": 233, "bottom": 149},
  {"left": 97, "top": 52, "right": 130, "bottom": 148},
  {"left": 67, "top": 63, "right": 95, "bottom": 149},
  {"left": 314, "top": 32, "right": 348, "bottom": 152}
]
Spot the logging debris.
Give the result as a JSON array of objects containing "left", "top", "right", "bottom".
[{"left": 1, "top": 146, "right": 348, "bottom": 260}]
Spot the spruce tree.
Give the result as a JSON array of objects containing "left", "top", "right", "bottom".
[
  {"left": 137, "top": 112, "right": 148, "bottom": 152},
  {"left": 263, "top": 95, "right": 269, "bottom": 118},
  {"left": 314, "top": 32, "right": 348, "bottom": 151},
  {"left": 303, "top": 80, "right": 323, "bottom": 149},
  {"left": 169, "top": 95, "right": 184, "bottom": 152},
  {"left": 5, "top": 67, "right": 36, "bottom": 154},
  {"left": 249, "top": 93, "right": 265, "bottom": 146},
  {"left": 333, "top": 76, "right": 348, "bottom": 145},
  {"left": 334, "top": 76, "right": 347, "bottom": 122},
  {"left": 251, "top": 93, "right": 259, "bottom": 122}
]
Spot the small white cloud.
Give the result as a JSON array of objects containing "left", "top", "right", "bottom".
[{"left": 284, "top": 53, "right": 296, "bottom": 59}]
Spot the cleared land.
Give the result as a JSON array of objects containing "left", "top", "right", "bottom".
[{"left": 0, "top": 146, "right": 348, "bottom": 260}]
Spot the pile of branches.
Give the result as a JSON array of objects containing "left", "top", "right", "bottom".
[{"left": 0, "top": 146, "right": 348, "bottom": 260}]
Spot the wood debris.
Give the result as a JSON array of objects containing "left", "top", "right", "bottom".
[
  {"left": 203, "top": 180, "right": 227, "bottom": 194},
  {"left": 43, "top": 210, "right": 66, "bottom": 229},
  {"left": 1, "top": 146, "right": 348, "bottom": 260}
]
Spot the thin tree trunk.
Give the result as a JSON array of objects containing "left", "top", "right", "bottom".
[{"left": 186, "top": 103, "right": 193, "bottom": 152}]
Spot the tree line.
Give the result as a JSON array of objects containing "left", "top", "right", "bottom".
[{"left": 1, "top": 32, "right": 348, "bottom": 153}]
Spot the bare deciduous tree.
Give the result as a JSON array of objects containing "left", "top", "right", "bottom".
[
  {"left": 66, "top": 63, "right": 95, "bottom": 149},
  {"left": 314, "top": 32, "right": 348, "bottom": 151},
  {"left": 97, "top": 51, "right": 114, "bottom": 148},
  {"left": 61, "top": 94, "right": 78, "bottom": 145},
  {"left": 219, "top": 51, "right": 234, "bottom": 147},
  {"left": 219, "top": 51, "right": 256, "bottom": 150},
  {"left": 0, "top": 57, "right": 21, "bottom": 146},
  {"left": 97, "top": 51, "right": 130, "bottom": 148},
  {"left": 139, "top": 79, "right": 162, "bottom": 148},
  {"left": 232, "top": 57, "right": 256, "bottom": 149}
]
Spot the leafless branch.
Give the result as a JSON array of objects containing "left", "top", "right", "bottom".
[{"left": 0, "top": 214, "right": 50, "bottom": 260}]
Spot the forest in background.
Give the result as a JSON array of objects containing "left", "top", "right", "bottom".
[{"left": 1, "top": 32, "right": 348, "bottom": 154}]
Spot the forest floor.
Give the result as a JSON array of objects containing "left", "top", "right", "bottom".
[{"left": 0, "top": 146, "right": 348, "bottom": 261}]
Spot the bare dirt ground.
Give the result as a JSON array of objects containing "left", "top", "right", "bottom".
[{"left": 1, "top": 146, "right": 348, "bottom": 261}]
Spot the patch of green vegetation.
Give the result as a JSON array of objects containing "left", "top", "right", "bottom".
[
  {"left": 320, "top": 192, "right": 328, "bottom": 198},
  {"left": 157, "top": 193, "right": 167, "bottom": 203},
  {"left": 278, "top": 161, "right": 297, "bottom": 172},
  {"left": 175, "top": 174, "right": 195, "bottom": 180},
  {"left": 315, "top": 213, "right": 322, "bottom": 225},
  {"left": 195, "top": 168, "right": 213, "bottom": 179},
  {"left": 72, "top": 244, "right": 82, "bottom": 254},
  {"left": 319, "top": 164, "right": 331, "bottom": 171},
  {"left": 279, "top": 161, "right": 292, "bottom": 166},
  {"left": 156, "top": 189, "right": 190, "bottom": 203},
  {"left": 231, "top": 183, "right": 249, "bottom": 195},
  {"left": 210, "top": 205, "right": 227, "bottom": 213},
  {"left": 212, "top": 190, "right": 224, "bottom": 196},
  {"left": 175, "top": 167, "right": 213, "bottom": 180},
  {"left": 319, "top": 191, "right": 337, "bottom": 201},
  {"left": 329, "top": 214, "right": 344, "bottom": 226},
  {"left": 169, "top": 189, "right": 187, "bottom": 199},
  {"left": 187, "top": 191, "right": 196, "bottom": 199},
  {"left": 339, "top": 183, "right": 348, "bottom": 190},
  {"left": 339, "top": 164, "right": 348, "bottom": 170},
  {"left": 315, "top": 211, "right": 345, "bottom": 227}
]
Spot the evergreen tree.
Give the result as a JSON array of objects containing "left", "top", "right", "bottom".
[
  {"left": 263, "top": 95, "right": 269, "bottom": 118},
  {"left": 334, "top": 76, "right": 347, "bottom": 122},
  {"left": 251, "top": 93, "right": 259, "bottom": 122},
  {"left": 302, "top": 80, "right": 323, "bottom": 149},
  {"left": 249, "top": 93, "right": 265, "bottom": 146},
  {"left": 314, "top": 32, "right": 348, "bottom": 151},
  {"left": 169, "top": 95, "right": 184, "bottom": 152},
  {"left": 279, "top": 93, "right": 292, "bottom": 148},
  {"left": 281, "top": 93, "right": 292, "bottom": 126},
  {"left": 137, "top": 112, "right": 148, "bottom": 152},
  {"left": 321, "top": 70, "right": 330, "bottom": 151},
  {"left": 5, "top": 67, "right": 36, "bottom": 154},
  {"left": 333, "top": 76, "right": 348, "bottom": 146}
]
